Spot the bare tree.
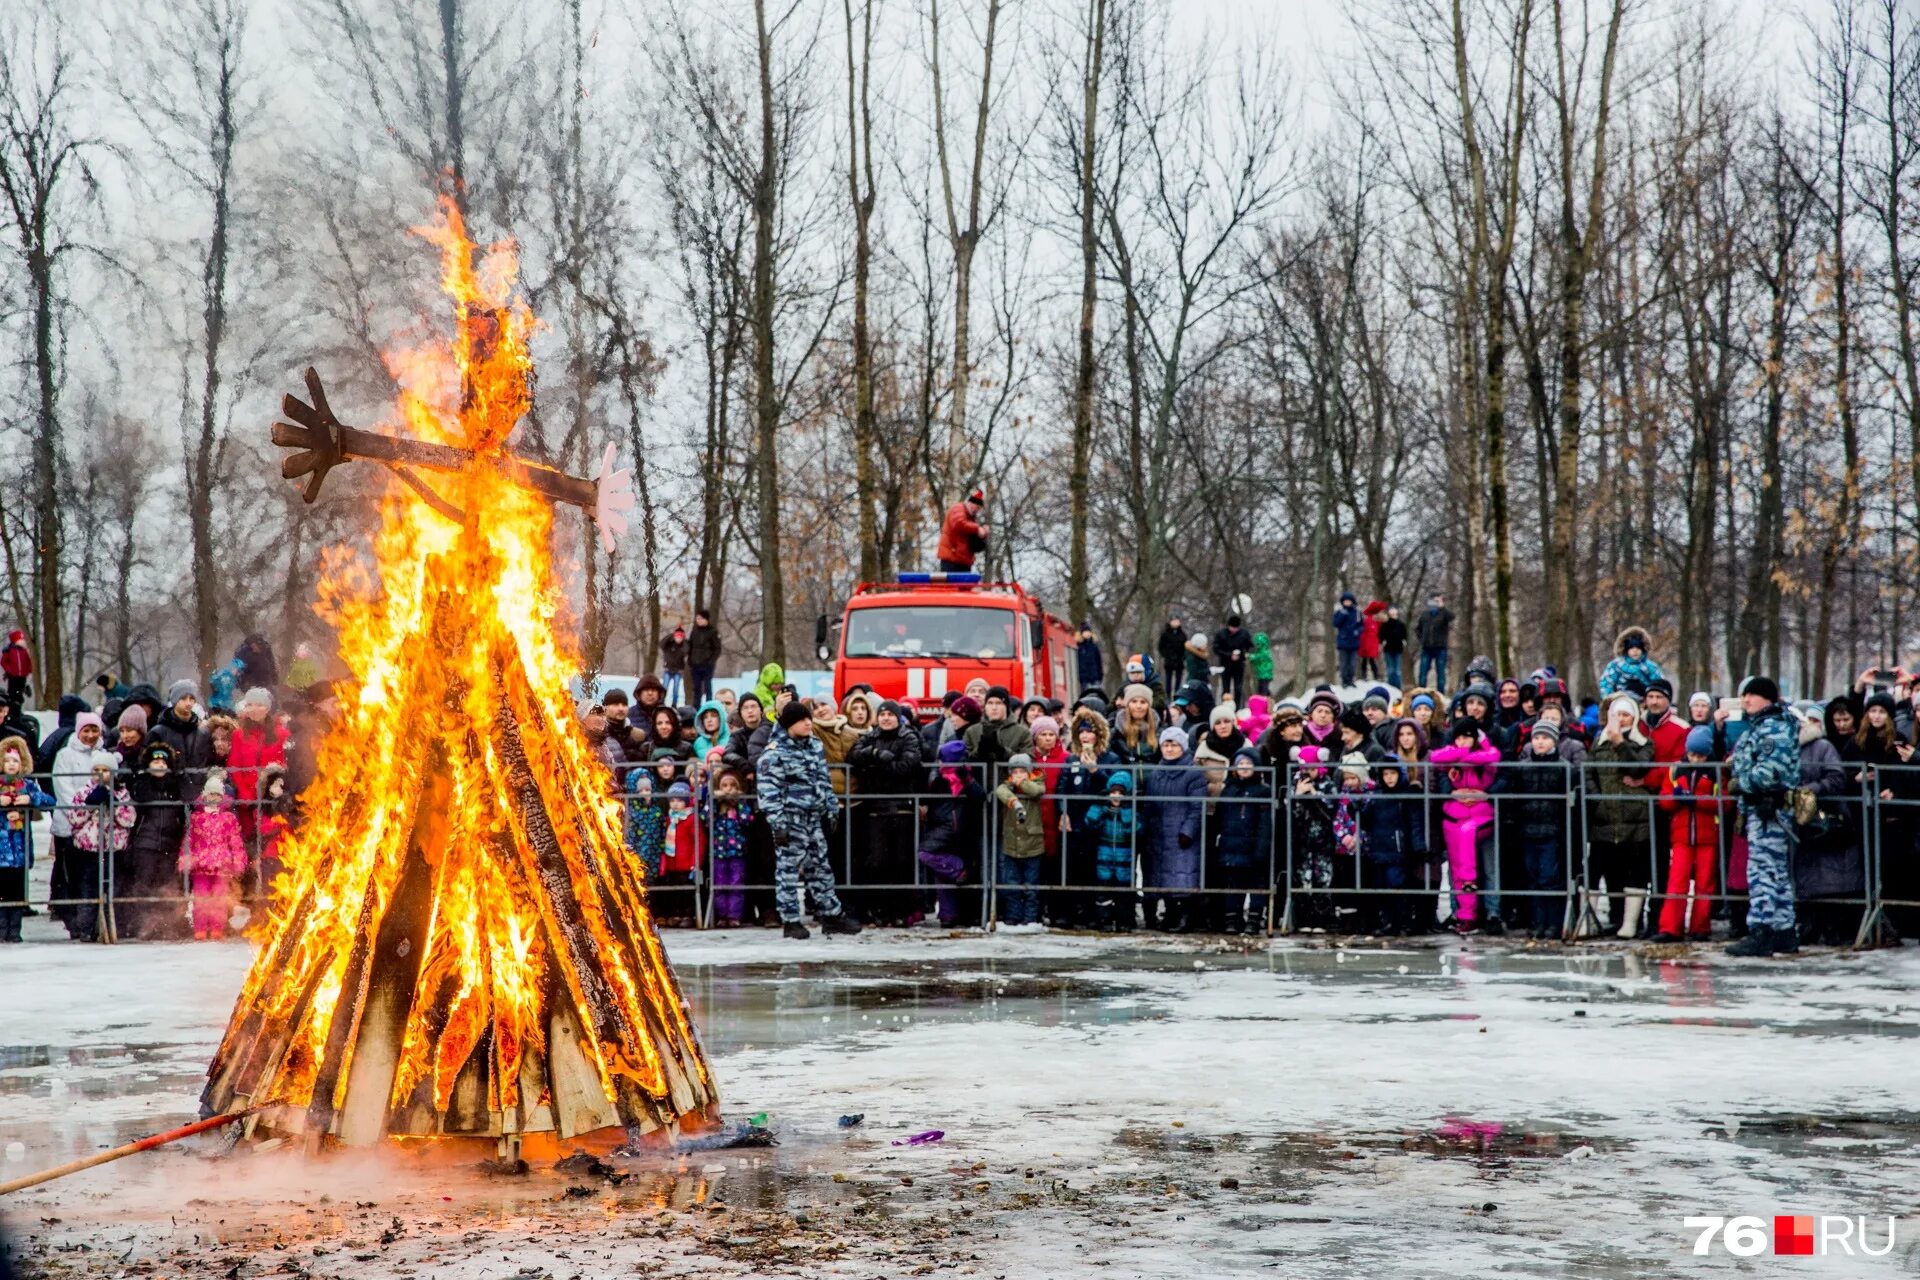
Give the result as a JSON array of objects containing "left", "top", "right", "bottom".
[
  {"left": 927, "top": 0, "right": 1012, "bottom": 495},
  {"left": 843, "top": 0, "right": 883, "bottom": 579},
  {"left": 1540, "top": 0, "right": 1627, "bottom": 689},
  {"left": 0, "top": 21, "right": 115, "bottom": 701},
  {"left": 119, "top": 0, "right": 261, "bottom": 683},
  {"left": 1052, "top": 0, "right": 1110, "bottom": 631}
]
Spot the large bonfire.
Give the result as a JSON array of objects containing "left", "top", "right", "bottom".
[{"left": 202, "top": 204, "right": 715, "bottom": 1150}]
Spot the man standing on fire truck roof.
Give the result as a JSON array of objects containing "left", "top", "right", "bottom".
[{"left": 937, "top": 488, "right": 988, "bottom": 573}]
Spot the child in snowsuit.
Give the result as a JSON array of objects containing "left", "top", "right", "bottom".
[
  {"left": 706, "top": 770, "right": 755, "bottom": 926},
  {"left": 992, "top": 753, "right": 1047, "bottom": 925},
  {"left": 1360, "top": 761, "right": 1428, "bottom": 934},
  {"left": 1502, "top": 722, "right": 1572, "bottom": 938},
  {"left": 1212, "top": 749, "right": 1272, "bottom": 933},
  {"left": 255, "top": 764, "right": 290, "bottom": 893},
  {"left": 0, "top": 734, "right": 51, "bottom": 941},
  {"left": 1082, "top": 771, "right": 1138, "bottom": 931},
  {"left": 624, "top": 772, "right": 666, "bottom": 880},
  {"left": 1654, "top": 726, "right": 1728, "bottom": 941},
  {"left": 1287, "top": 743, "right": 1340, "bottom": 929},
  {"left": 0, "top": 630, "right": 33, "bottom": 707},
  {"left": 181, "top": 767, "right": 248, "bottom": 939},
  {"left": 69, "top": 750, "right": 133, "bottom": 941},
  {"left": 656, "top": 781, "right": 699, "bottom": 926},
  {"left": 1250, "top": 633, "right": 1274, "bottom": 697},
  {"left": 1598, "top": 626, "right": 1667, "bottom": 698},
  {"left": 920, "top": 738, "right": 985, "bottom": 927},
  {"left": 1430, "top": 721, "right": 1500, "bottom": 931}
]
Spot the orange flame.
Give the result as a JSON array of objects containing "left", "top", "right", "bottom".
[{"left": 217, "top": 202, "right": 708, "bottom": 1134}]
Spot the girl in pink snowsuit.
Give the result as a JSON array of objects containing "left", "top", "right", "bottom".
[
  {"left": 1430, "top": 722, "right": 1501, "bottom": 928},
  {"left": 180, "top": 768, "right": 248, "bottom": 939}
]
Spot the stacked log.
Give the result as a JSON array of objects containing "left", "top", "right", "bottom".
[{"left": 200, "top": 630, "right": 716, "bottom": 1149}]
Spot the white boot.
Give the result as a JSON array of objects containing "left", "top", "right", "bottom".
[{"left": 1617, "top": 890, "right": 1646, "bottom": 940}]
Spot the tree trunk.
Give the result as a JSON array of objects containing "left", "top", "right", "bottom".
[
  {"left": 751, "top": 0, "right": 785, "bottom": 665},
  {"left": 1814, "top": 42, "right": 1859, "bottom": 694},
  {"left": 1545, "top": 0, "right": 1622, "bottom": 690},
  {"left": 1067, "top": 0, "right": 1106, "bottom": 630},
  {"left": 31, "top": 254, "right": 64, "bottom": 702},
  {"left": 844, "top": 0, "right": 880, "bottom": 582},
  {"left": 929, "top": 0, "right": 1002, "bottom": 492},
  {"left": 190, "top": 56, "right": 235, "bottom": 685}
]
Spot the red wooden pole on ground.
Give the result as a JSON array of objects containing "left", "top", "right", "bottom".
[{"left": 0, "top": 1108, "right": 261, "bottom": 1196}]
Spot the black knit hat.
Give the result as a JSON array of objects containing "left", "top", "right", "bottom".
[
  {"left": 1646, "top": 677, "right": 1675, "bottom": 700},
  {"left": 1739, "top": 675, "right": 1780, "bottom": 703},
  {"left": 1339, "top": 708, "right": 1371, "bottom": 735},
  {"left": 778, "top": 700, "right": 813, "bottom": 729}
]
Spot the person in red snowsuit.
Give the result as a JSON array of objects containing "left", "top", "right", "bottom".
[
  {"left": 1359, "top": 601, "right": 1386, "bottom": 682},
  {"left": 936, "top": 489, "right": 988, "bottom": 572},
  {"left": 0, "top": 630, "right": 32, "bottom": 707},
  {"left": 1653, "top": 725, "right": 1730, "bottom": 941}
]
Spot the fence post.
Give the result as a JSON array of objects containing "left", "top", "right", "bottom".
[
  {"left": 1559, "top": 759, "right": 1575, "bottom": 939},
  {"left": 1854, "top": 777, "right": 1883, "bottom": 950},
  {"left": 1278, "top": 761, "right": 1295, "bottom": 934},
  {"left": 982, "top": 762, "right": 997, "bottom": 931}
]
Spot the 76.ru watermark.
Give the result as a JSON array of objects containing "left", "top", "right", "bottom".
[{"left": 1684, "top": 1215, "right": 1897, "bottom": 1257}]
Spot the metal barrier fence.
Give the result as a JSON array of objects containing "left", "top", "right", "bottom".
[
  {"left": 672, "top": 752, "right": 1891, "bottom": 943},
  {"left": 13, "top": 748, "right": 1906, "bottom": 947},
  {"left": 0, "top": 761, "right": 288, "bottom": 944}
]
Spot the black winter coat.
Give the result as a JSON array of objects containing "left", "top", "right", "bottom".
[
  {"left": 1211, "top": 626, "right": 1252, "bottom": 673},
  {"left": 1500, "top": 749, "right": 1572, "bottom": 843},
  {"left": 685, "top": 624, "right": 722, "bottom": 667},
  {"left": 1076, "top": 638, "right": 1104, "bottom": 689},
  {"left": 847, "top": 723, "right": 925, "bottom": 810},
  {"left": 1361, "top": 775, "right": 1428, "bottom": 862},
  {"left": 920, "top": 775, "right": 984, "bottom": 859},
  {"left": 1058, "top": 750, "right": 1121, "bottom": 813},
  {"left": 1156, "top": 627, "right": 1188, "bottom": 681},
  {"left": 126, "top": 769, "right": 186, "bottom": 858},
  {"left": 1213, "top": 773, "right": 1273, "bottom": 868},
  {"left": 148, "top": 709, "right": 212, "bottom": 775}
]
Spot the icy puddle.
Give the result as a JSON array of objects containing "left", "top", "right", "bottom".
[{"left": 4, "top": 932, "right": 1920, "bottom": 1277}]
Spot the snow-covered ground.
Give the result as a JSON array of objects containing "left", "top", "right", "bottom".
[{"left": 4, "top": 929, "right": 1919, "bottom": 1277}]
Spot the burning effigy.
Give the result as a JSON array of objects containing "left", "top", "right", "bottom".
[{"left": 201, "top": 204, "right": 715, "bottom": 1153}]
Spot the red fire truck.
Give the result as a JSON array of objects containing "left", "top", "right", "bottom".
[{"left": 816, "top": 574, "right": 1080, "bottom": 714}]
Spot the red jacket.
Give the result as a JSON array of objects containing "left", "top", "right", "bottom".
[
  {"left": 229, "top": 720, "right": 289, "bottom": 843},
  {"left": 1645, "top": 712, "right": 1690, "bottom": 765},
  {"left": 1658, "top": 766, "right": 1729, "bottom": 848},
  {"left": 228, "top": 721, "right": 289, "bottom": 803},
  {"left": 1032, "top": 742, "right": 1069, "bottom": 852},
  {"left": 0, "top": 642, "right": 32, "bottom": 679},
  {"left": 663, "top": 811, "right": 700, "bottom": 874},
  {"left": 1360, "top": 601, "right": 1387, "bottom": 659},
  {"left": 936, "top": 502, "right": 986, "bottom": 568}
]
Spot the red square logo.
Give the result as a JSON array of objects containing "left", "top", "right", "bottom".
[{"left": 1775, "top": 1215, "right": 1815, "bottom": 1256}]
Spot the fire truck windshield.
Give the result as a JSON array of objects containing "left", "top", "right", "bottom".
[{"left": 843, "top": 605, "right": 1020, "bottom": 660}]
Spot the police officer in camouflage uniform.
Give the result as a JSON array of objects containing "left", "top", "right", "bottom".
[
  {"left": 757, "top": 700, "right": 862, "bottom": 940},
  {"left": 1727, "top": 675, "right": 1802, "bottom": 957}
]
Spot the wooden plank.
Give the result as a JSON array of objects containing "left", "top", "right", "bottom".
[
  {"left": 546, "top": 1006, "right": 620, "bottom": 1139},
  {"left": 335, "top": 790, "right": 439, "bottom": 1145}
]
